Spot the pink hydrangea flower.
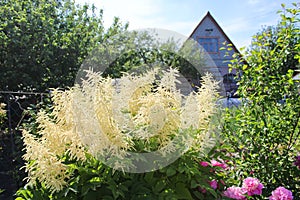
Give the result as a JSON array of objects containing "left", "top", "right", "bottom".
[
  {"left": 210, "top": 179, "right": 218, "bottom": 190},
  {"left": 223, "top": 186, "right": 246, "bottom": 200},
  {"left": 211, "top": 159, "right": 227, "bottom": 169},
  {"left": 242, "top": 177, "right": 264, "bottom": 196},
  {"left": 269, "top": 187, "right": 293, "bottom": 200},
  {"left": 200, "top": 161, "right": 209, "bottom": 167}
]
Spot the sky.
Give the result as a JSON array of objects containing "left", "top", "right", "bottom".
[{"left": 76, "top": 0, "right": 297, "bottom": 49}]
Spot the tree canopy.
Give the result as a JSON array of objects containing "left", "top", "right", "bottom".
[
  {"left": 249, "top": 5, "right": 300, "bottom": 75},
  {"left": 0, "top": 0, "right": 127, "bottom": 92}
]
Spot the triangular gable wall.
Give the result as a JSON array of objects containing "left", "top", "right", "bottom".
[{"left": 189, "top": 12, "right": 240, "bottom": 96}]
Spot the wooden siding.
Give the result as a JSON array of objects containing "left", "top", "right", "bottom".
[{"left": 188, "top": 12, "right": 240, "bottom": 96}]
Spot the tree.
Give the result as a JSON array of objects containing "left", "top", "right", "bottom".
[
  {"left": 223, "top": 2, "right": 300, "bottom": 198},
  {"left": 250, "top": 9, "right": 299, "bottom": 75},
  {"left": 81, "top": 29, "right": 204, "bottom": 78},
  {"left": 0, "top": 0, "right": 127, "bottom": 92}
]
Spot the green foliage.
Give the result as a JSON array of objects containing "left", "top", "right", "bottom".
[
  {"left": 222, "top": 3, "right": 300, "bottom": 198},
  {"left": 13, "top": 1, "right": 300, "bottom": 199},
  {"left": 250, "top": 15, "right": 299, "bottom": 74},
  {"left": 80, "top": 30, "right": 204, "bottom": 84},
  {"left": 16, "top": 152, "right": 228, "bottom": 200},
  {"left": 0, "top": 0, "right": 127, "bottom": 92},
  {"left": 0, "top": 0, "right": 203, "bottom": 92},
  {"left": 16, "top": 69, "right": 223, "bottom": 199}
]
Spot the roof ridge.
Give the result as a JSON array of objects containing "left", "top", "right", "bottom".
[{"left": 188, "top": 11, "right": 240, "bottom": 54}]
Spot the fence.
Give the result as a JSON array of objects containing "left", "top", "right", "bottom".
[
  {"left": 0, "top": 91, "right": 49, "bottom": 151},
  {"left": 0, "top": 91, "right": 49, "bottom": 200}
]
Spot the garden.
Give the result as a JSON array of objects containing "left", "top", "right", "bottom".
[{"left": 0, "top": 1, "right": 299, "bottom": 199}]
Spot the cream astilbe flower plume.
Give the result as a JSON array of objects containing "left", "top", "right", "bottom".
[
  {"left": 180, "top": 73, "right": 219, "bottom": 152},
  {"left": 22, "top": 89, "right": 87, "bottom": 192},
  {"left": 22, "top": 67, "right": 219, "bottom": 192},
  {"left": 23, "top": 130, "right": 70, "bottom": 193},
  {"left": 0, "top": 103, "right": 6, "bottom": 117},
  {"left": 73, "top": 70, "right": 132, "bottom": 159}
]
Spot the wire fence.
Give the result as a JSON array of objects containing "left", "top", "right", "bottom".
[
  {"left": 0, "top": 91, "right": 49, "bottom": 150},
  {"left": 0, "top": 91, "right": 49, "bottom": 200}
]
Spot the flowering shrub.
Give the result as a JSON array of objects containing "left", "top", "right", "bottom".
[
  {"left": 221, "top": 3, "right": 300, "bottom": 198},
  {"left": 17, "top": 68, "right": 226, "bottom": 199}
]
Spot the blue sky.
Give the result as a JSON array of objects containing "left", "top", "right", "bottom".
[{"left": 76, "top": 0, "right": 297, "bottom": 49}]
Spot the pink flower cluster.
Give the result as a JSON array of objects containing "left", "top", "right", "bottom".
[
  {"left": 199, "top": 161, "right": 209, "bottom": 167},
  {"left": 223, "top": 177, "right": 293, "bottom": 200},
  {"left": 242, "top": 177, "right": 264, "bottom": 196},
  {"left": 269, "top": 187, "right": 293, "bottom": 200},
  {"left": 209, "top": 179, "right": 218, "bottom": 190},
  {"left": 200, "top": 159, "right": 227, "bottom": 191},
  {"left": 224, "top": 177, "right": 263, "bottom": 199},
  {"left": 224, "top": 186, "right": 246, "bottom": 200},
  {"left": 200, "top": 159, "right": 227, "bottom": 169},
  {"left": 211, "top": 159, "right": 228, "bottom": 169}
]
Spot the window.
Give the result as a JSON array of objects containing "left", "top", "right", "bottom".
[
  {"left": 223, "top": 73, "right": 238, "bottom": 97},
  {"left": 198, "top": 38, "right": 219, "bottom": 53},
  {"left": 223, "top": 73, "right": 237, "bottom": 84}
]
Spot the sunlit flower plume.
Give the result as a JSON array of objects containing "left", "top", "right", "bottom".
[{"left": 22, "top": 67, "right": 219, "bottom": 192}]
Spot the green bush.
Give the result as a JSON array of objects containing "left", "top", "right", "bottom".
[
  {"left": 220, "top": 3, "right": 300, "bottom": 198},
  {"left": 17, "top": 152, "right": 230, "bottom": 200},
  {"left": 16, "top": 69, "right": 227, "bottom": 199}
]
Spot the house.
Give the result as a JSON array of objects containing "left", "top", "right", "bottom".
[
  {"left": 293, "top": 71, "right": 300, "bottom": 94},
  {"left": 188, "top": 12, "right": 241, "bottom": 96},
  {"left": 293, "top": 71, "right": 300, "bottom": 81}
]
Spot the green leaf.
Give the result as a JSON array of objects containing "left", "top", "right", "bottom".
[
  {"left": 154, "top": 181, "right": 166, "bottom": 193},
  {"left": 166, "top": 167, "right": 177, "bottom": 177},
  {"left": 175, "top": 183, "right": 193, "bottom": 200},
  {"left": 89, "top": 177, "right": 102, "bottom": 184},
  {"left": 144, "top": 172, "right": 154, "bottom": 184},
  {"left": 190, "top": 180, "right": 199, "bottom": 188}
]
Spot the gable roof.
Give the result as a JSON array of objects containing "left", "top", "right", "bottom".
[{"left": 189, "top": 11, "right": 240, "bottom": 54}]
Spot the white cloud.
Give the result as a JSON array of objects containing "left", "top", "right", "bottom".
[
  {"left": 75, "top": 0, "right": 295, "bottom": 49},
  {"left": 91, "top": 0, "right": 164, "bottom": 30},
  {"left": 76, "top": 0, "right": 200, "bottom": 37}
]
